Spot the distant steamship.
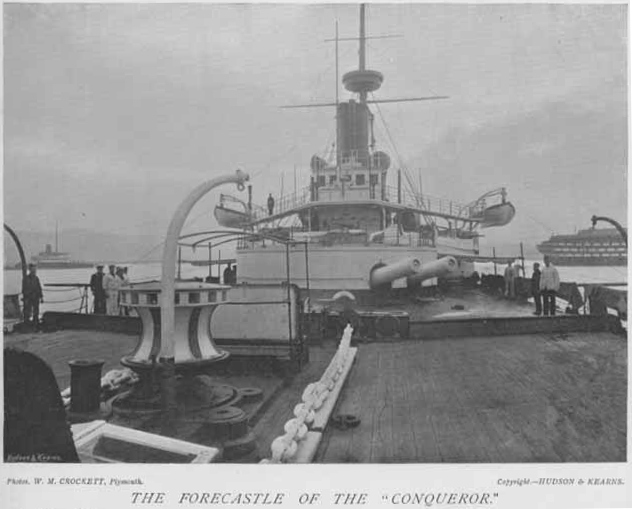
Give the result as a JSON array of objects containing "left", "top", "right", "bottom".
[
  {"left": 537, "top": 227, "right": 627, "bottom": 266},
  {"left": 15, "top": 224, "right": 93, "bottom": 270}
]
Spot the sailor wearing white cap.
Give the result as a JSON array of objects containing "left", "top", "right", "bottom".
[{"left": 103, "top": 264, "right": 121, "bottom": 315}]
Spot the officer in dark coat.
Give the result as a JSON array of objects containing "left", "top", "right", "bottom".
[
  {"left": 267, "top": 193, "right": 275, "bottom": 216},
  {"left": 223, "top": 264, "right": 234, "bottom": 285},
  {"left": 89, "top": 265, "right": 106, "bottom": 315},
  {"left": 22, "top": 264, "right": 43, "bottom": 329},
  {"left": 531, "top": 262, "right": 542, "bottom": 316}
]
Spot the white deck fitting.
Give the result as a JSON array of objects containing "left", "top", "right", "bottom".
[
  {"left": 289, "top": 346, "right": 358, "bottom": 463},
  {"left": 72, "top": 420, "right": 221, "bottom": 463}
]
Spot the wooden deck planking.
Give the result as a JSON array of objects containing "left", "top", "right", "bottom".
[
  {"left": 480, "top": 337, "right": 564, "bottom": 462},
  {"left": 4, "top": 326, "right": 626, "bottom": 464},
  {"left": 535, "top": 333, "right": 627, "bottom": 462},
  {"left": 390, "top": 346, "right": 418, "bottom": 462},
  {"left": 370, "top": 347, "right": 391, "bottom": 462},
  {"left": 5, "top": 330, "right": 137, "bottom": 390},
  {"left": 515, "top": 333, "right": 625, "bottom": 462},
  {"left": 456, "top": 338, "right": 539, "bottom": 463},
  {"left": 406, "top": 350, "right": 443, "bottom": 462},
  {"left": 441, "top": 341, "right": 497, "bottom": 463},
  {"left": 475, "top": 407, "right": 534, "bottom": 462},
  {"left": 317, "top": 332, "right": 626, "bottom": 463},
  {"left": 348, "top": 340, "right": 383, "bottom": 462},
  {"left": 423, "top": 343, "right": 468, "bottom": 462},
  {"left": 431, "top": 340, "right": 494, "bottom": 462}
]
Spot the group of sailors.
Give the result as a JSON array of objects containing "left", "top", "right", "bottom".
[
  {"left": 504, "top": 255, "right": 560, "bottom": 316},
  {"left": 89, "top": 264, "right": 130, "bottom": 315}
]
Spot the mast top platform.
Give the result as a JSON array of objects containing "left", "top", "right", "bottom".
[{"left": 343, "top": 69, "right": 383, "bottom": 95}]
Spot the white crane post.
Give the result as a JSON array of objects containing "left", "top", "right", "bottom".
[{"left": 160, "top": 169, "right": 249, "bottom": 360}]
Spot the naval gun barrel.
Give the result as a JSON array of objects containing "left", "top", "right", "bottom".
[
  {"left": 369, "top": 257, "right": 422, "bottom": 289},
  {"left": 407, "top": 256, "right": 458, "bottom": 283}
]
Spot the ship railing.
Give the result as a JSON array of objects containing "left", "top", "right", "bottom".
[
  {"left": 249, "top": 186, "right": 312, "bottom": 222},
  {"left": 383, "top": 186, "right": 481, "bottom": 219},
  {"left": 238, "top": 228, "right": 367, "bottom": 249},
  {"left": 249, "top": 181, "right": 484, "bottom": 223},
  {"left": 376, "top": 229, "right": 435, "bottom": 248},
  {"left": 38, "top": 284, "right": 92, "bottom": 315},
  {"left": 238, "top": 227, "right": 437, "bottom": 250}
]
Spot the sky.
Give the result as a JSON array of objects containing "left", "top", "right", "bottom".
[{"left": 3, "top": 3, "right": 627, "bottom": 252}]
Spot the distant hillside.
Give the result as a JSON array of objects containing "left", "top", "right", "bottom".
[{"left": 3, "top": 229, "right": 164, "bottom": 266}]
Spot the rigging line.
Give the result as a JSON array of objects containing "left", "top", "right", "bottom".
[
  {"left": 129, "top": 240, "right": 165, "bottom": 265},
  {"left": 133, "top": 206, "right": 242, "bottom": 263},
  {"left": 371, "top": 99, "right": 406, "bottom": 174},
  {"left": 608, "top": 266, "right": 627, "bottom": 278},
  {"left": 371, "top": 95, "right": 437, "bottom": 226},
  {"left": 249, "top": 143, "right": 301, "bottom": 181},
  {"left": 321, "top": 128, "right": 334, "bottom": 161},
  {"left": 44, "top": 296, "right": 83, "bottom": 304},
  {"left": 371, "top": 93, "right": 417, "bottom": 195},
  {"left": 284, "top": 44, "right": 357, "bottom": 108},
  {"left": 526, "top": 214, "right": 555, "bottom": 234},
  {"left": 311, "top": 44, "right": 356, "bottom": 99}
]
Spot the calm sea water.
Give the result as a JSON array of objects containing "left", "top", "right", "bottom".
[{"left": 3, "top": 259, "right": 627, "bottom": 314}]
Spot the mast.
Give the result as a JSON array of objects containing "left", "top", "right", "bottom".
[
  {"left": 55, "top": 221, "right": 59, "bottom": 252},
  {"left": 359, "top": 4, "right": 367, "bottom": 104},
  {"left": 280, "top": 3, "right": 448, "bottom": 208},
  {"left": 335, "top": 20, "right": 341, "bottom": 172}
]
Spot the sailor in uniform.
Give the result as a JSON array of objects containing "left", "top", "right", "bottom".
[
  {"left": 89, "top": 265, "right": 106, "bottom": 314},
  {"left": 22, "top": 263, "right": 44, "bottom": 329},
  {"left": 103, "top": 264, "right": 121, "bottom": 315},
  {"left": 267, "top": 193, "right": 275, "bottom": 216}
]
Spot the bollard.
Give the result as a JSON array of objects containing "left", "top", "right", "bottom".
[
  {"left": 159, "top": 358, "right": 178, "bottom": 435},
  {"left": 68, "top": 359, "right": 105, "bottom": 414}
]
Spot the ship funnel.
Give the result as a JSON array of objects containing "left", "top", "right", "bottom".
[
  {"left": 338, "top": 101, "right": 370, "bottom": 164},
  {"left": 369, "top": 257, "right": 422, "bottom": 290},
  {"left": 407, "top": 256, "right": 457, "bottom": 283}
]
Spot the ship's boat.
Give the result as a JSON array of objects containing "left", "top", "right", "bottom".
[
  {"left": 479, "top": 202, "right": 516, "bottom": 228},
  {"left": 213, "top": 194, "right": 251, "bottom": 228},
  {"left": 214, "top": 206, "right": 251, "bottom": 229}
]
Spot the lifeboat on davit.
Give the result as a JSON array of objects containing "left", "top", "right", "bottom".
[
  {"left": 213, "top": 194, "right": 251, "bottom": 228},
  {"left": 479, "top": 201, "right": 516, "bottom": 228}
]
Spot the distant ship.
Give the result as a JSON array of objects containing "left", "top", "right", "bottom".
[
  {"left": 537, "top": 227, "right": 627, "bottom": 266},
  {"left": 26, "top": 243, "right": 94, "bottom": 270},
  {"left": 14, "top": 224, "right": 93, "bottom": 270}
]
